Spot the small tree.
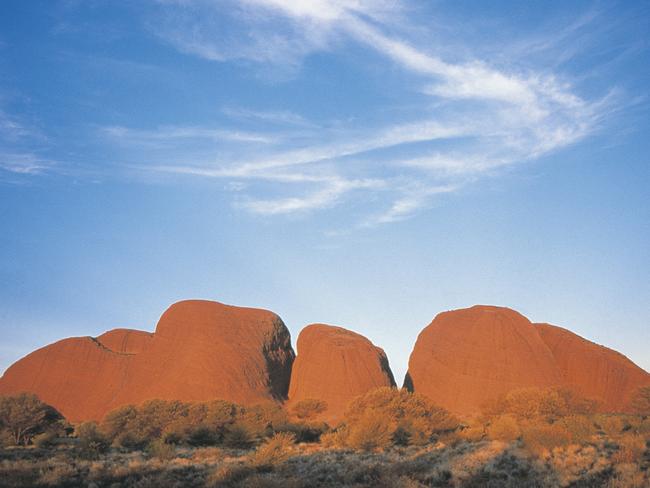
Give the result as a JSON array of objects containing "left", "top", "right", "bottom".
[
  {"left": 630, "top": 386, "right": 650, "bottom": 418},
  {"left": 0, "top": 393, "right": 62, "bottom": 446}
]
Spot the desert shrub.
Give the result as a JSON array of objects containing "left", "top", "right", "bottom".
[
  {"left": 595, "top": 415, "right": 625, "bottom": 437},
  {"left": 630, "top": 386, "right": 650, "bottom": 417},
  {"left": 391, "top": 425, "right": 411, "bottom": 446},
  {"left": 102, "top": 398, "right": 245, "bottom": 448},
  {"left": 347, "top": 411, "right": 393, "bottom": 451},
  {"left": 33, "top": 430, "right": 58, "bottom": 449},
  {"left": 240, "top": 402, "right": 289, "bottom": 438},
  {"left": 502, "top": 388, "right": 568, "bottom": 421},
  {"left": 223, "top": 423, "right": 254, "bottom": 449},
  {"left": 555, "top": 388, "right": 599, "bottom": 415},
  {"left": 612, "top": 433, "right": 647, "bottom": 464},
  {"left": 637, "top": 418, "right": 650, "bottom": 435},
  {"left": 281, "top": 421, "right": 327, "bottom": 443},
  {"left": 344, "top": 387, "right": 458, "bottom": 448},
  {"left": 250, "top": 432, "right": 296, "bottom": 469},
  {"left": 458, "top": 423, "right": 485, "bottom": 442},
  {"left": 206, "top": 464, "right": 255, "bottom": 487},
  {"left": 0, "top": 393, "right": 63, "bottom": 446},
  {"left": 76, "top": 421, "right": 110, "bottom": 459},
  {"left": 487, "top": 415, "right": 521, "bottom": 442},
  {"left": 147, "top": 438, "right": 176, "bottom": 460},
  {"left": 320, "top": 426, "right": 348, "bottom": 449},
  {"left": 192, "top": 446, "right": 225, "bottom": 462},
  {"left": 38, "top": 462, "right": 77, "bottom": 486},
  {"left": 521, "top": 422, "right": 571, "bottom": 456},
  {"left": 102, "top": 404, "right": 139, "bottom": 441},
  {"left": 291, "top": 399, "right": 328, "bottom": 421},
  {"left": 0, "top": 429, "right": 14, "bottom": 447},
  {"left": 188, "top": 425, "right": 221, "bottom": 446},
  {"left": 485, "top": 388, "right": 600, "bottom": 424},
  {"left": 560, "top": 414, "right": 596, "bottom": 444}
]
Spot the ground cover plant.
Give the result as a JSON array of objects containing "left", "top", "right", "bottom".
[{"left": 1, "top": 386, "right": 649, "bottom": 487}]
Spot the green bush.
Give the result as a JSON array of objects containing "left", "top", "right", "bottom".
[
  {"left": 0, "top": 393, "right": 63, "bottom": 446},
  {"left": 188, "top": 425, "right": 220, "bottom": 446},
  {"left": 223, "top": 423, "right": 254, "bottom": 449},
  {"left": 281, "top": 421, "right": 327, "bottom": 443},
  {"left": 76, "top": 422, "right": 110, "bottom": 459},
  {"left": 33, "top": 430, "right": 58, "bottom": 449},
  {"left": 148, "top": 438, "right": 176, "bottom": 460}
]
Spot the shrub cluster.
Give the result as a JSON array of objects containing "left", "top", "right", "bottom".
[
  {"left": 333, "top": 387, "right": 459, "bottom": 450},
  {"left": 101, "top": 398, "right": 293, "bottom": 449},
  {"left": 0, "top": 393, "right": 64, "bottom": 446}
]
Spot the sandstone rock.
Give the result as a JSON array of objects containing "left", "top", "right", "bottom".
[
  {"left": 288, "top": 324, "right": 395, "bottom": 423},
  {"left": 0, "top": 336, "right": 134, "bottom": 422},
  {"left": 405, "top": 305, "right": 563, "bottom": 416},
  {"left": 536, "top": 323, "right": 650, "bottom": 411},
  {"left": 0, "top": 300, "right": 295, "bottom": 422},
  {"left": 96, "top": 329, "right": 153, "bottom": 354}
]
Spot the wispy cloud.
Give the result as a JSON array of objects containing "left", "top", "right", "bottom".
[
  {"left": 0, "top": 152, "right": 51, "bottom": 175},
  {"left": 222, "top": 107, "right": 317, "bottom": 128},
  {"left": 125, "top": 0, "right": 619, "bottom": 224},
  {"left": 0, "top": 109, "right": 51, "bottom": 176},
  {"left": 102, "top": 125, "right": 278, "bottom": 145}
]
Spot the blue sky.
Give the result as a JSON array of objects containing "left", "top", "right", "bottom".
[{"left": 1, "top": 0, "right": 649, "bottom": 383}]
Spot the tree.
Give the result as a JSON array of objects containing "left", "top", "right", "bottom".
[
  {"left": 630, "top": 386, "right": 650, "bottom": 417},
  {"left": 0, "top": 393, "right": 62, "bottom": 446}
]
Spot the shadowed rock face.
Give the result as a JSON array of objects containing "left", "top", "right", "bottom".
[
  {"left": 405, "top": 306, "right": 564, "bottom": 416},
  {"left": 0, "top": 300, "right": 295, "bottom": 422},
  {"left": 288, "top": 324, "right": 396, "bottom": 423},
  {"left": 536, "top": 323, "right": 650, "bottom": 411}
]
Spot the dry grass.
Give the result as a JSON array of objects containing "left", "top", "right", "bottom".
[
  {"left": 0, "top": 436, "right": 648, "bottom": 487},
  {"left": 1, "top": 405, "right": 649, "bottom": 488},
  {"left": 250, "top": 432, "right": 296, "bottom": 468}
]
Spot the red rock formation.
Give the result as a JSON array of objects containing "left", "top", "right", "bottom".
[
  {"left": 0, "top": 336, "right": 135, "bottom": 422},
  {"left": 0, "top": 300, "right": 295, "bottom": 422},
  {"left": 405, "top": 306, "right": 563, "bottom": 416},
  {"left": 96, "top": 329, "right": 153, "bottom": 354},
  {"left": 288, "top": 324, "right": 395, "bottom": 423},
  {"left": 536, "top": 323, "right": 650, "bottom": 411}
]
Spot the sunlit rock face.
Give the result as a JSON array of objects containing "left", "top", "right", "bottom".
[
  {"left": 536, "top": 322, "right": 650, "bottom": 411},
  {"left": 0, "top": 300, "right": 295, "bottom": 422},
  {"left": 405, "top": 305, "right": 650, "bottom": 416},
  {"left": 288, "top": 323, "right": 396, "bottom": 423}
]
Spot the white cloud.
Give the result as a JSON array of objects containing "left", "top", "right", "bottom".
[
  {"left": 102, "top": 125, "right": 277, "bottom": 144},
  {"left": 222, "top": 107, "right": 316, "bottom": 127},
  {"left": 139, "top": 0, "right": 614, "bottom": 224},
  {"left": 0, "top": 153, "right": 51, "bottom": 175},
  {"left": 240, "top": 176, "right": 383, "bottom": 214}
]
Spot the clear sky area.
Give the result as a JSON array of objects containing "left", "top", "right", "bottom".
[{"left": 1, "top": 1, "right": 649, "bottom": 384}]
